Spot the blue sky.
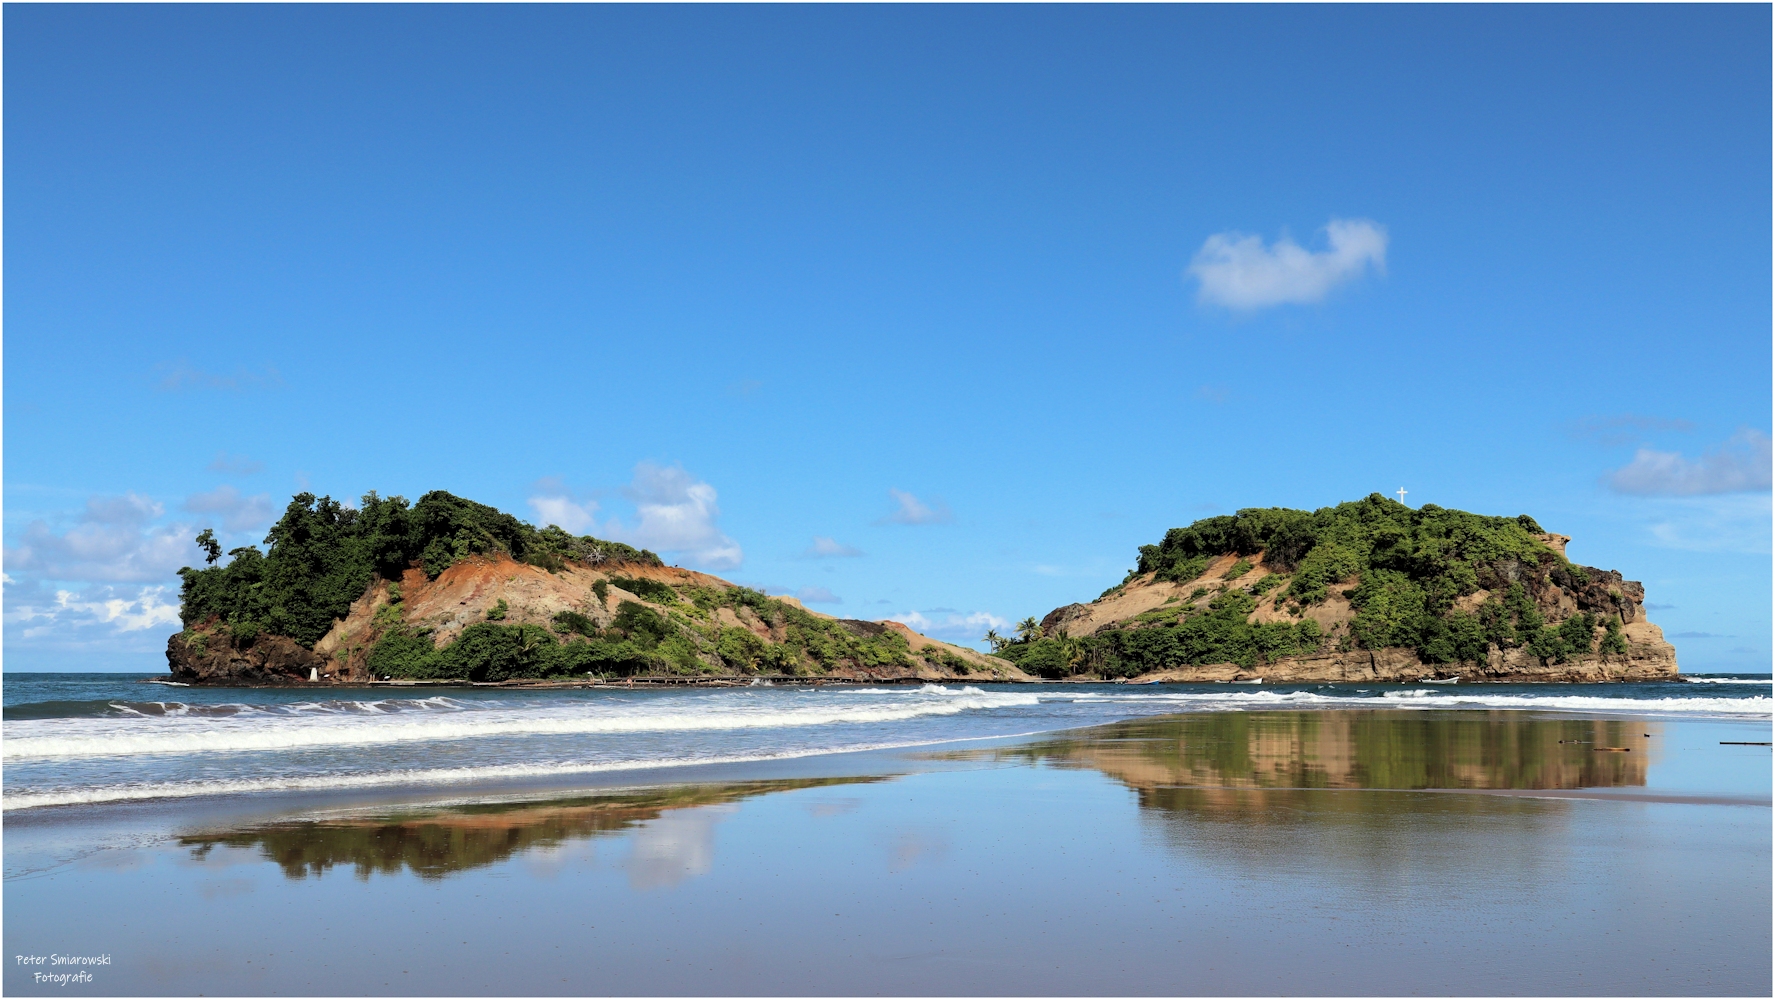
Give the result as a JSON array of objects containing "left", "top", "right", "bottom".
[{"left": 5, "top": 5, "right": 1769, "bottom": 673}]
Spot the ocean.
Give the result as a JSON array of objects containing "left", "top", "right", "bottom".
[
  {"left": 4, "top": 672, "right": 1770, "bottom": 995},
  {"left": 4, "top": 673, "right": 1769, "bottom": 812}
]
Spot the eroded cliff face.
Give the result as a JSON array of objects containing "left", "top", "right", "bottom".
[
  {"left": 170, "top": 555, "right": 1024, "bottom": 684},
  {"left": 166, "top": 626, "right": 326, "bottom": 685},
  {"left": 1038, "top": 548, "right": 1679, "bottom": 683}
]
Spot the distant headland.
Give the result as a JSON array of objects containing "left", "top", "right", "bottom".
[{"left": 166, "top": 491, "right": 1677, "bottom": 686}]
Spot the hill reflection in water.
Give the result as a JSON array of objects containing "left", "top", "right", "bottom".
[
  {"left": 989, "top": 710, "right": 1653, "bottom": 793},
  {"left": 970, "top": 711, "right": 1661, "bottom": 877},
  {"left": 180, "top": 777, "right": 882, "bottom": 882}
]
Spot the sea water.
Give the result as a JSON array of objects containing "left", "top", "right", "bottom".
[
  {"left": 4, "top": 673, "right": 1769, "bottom": 995},
  {"left": 4, "top": 673, "right": 1768, "bottom": 812}
]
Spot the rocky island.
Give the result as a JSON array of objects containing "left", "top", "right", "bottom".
[
  {"left": 991, "top": 494, "right": 1678, "bottom": 683},
  {"left": 167, "top": 490, "right": 1677, "bottom": 686},
  {"left": 167, "top": 490, "right": 1018, "bottom": 685}
]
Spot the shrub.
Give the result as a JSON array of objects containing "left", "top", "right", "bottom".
[
  {"left": 1222, "top": 560, "right": 1254, "bottom": 581},
  {"left": 366, "top": 629, "right": 444, "bottom": 679},
  {"left": 552, "top": 610, "right": 598, "bottom": 637},
  {"left": 609, "top": 576, "right": 678, "bottom": 604},
  {"left": 485, "top": 599, "right": 508, "bottom": 621},
  {"left": 611, "top": 601, "right": 670, "bottom": 646},
  {"left": 716, "top": 627, "right": 766, "bottom": 672},
  {"left": 1599, "top": 616, "right": 1630, "bottom": 655}
]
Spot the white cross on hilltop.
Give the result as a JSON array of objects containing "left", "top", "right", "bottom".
[{"left": 1396, "top": 487, "right": 1408, "bottom": 504}]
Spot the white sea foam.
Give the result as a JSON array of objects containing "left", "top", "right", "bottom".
[
  {"left": 3, "top": 686, "right": 1041, "bottom": 761},
  {"left": 0, "top": 737, "right": 962, "bottom": 811},
  {"left": 1681, "top": 677, "right": 1773, "bottom": 685},
  {"left": 1061, "top": 688, "right": 1771, "bottom": 718}
]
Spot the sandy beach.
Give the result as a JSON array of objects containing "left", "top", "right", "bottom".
[{"left": 5, "top": 701, "right": 1768, "bottom": 996}]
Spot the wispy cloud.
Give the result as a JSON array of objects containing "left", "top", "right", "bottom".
[
  {"left": 889, "top": 609, "right": 1009, "bottom": 643},
  {"left": 877, "top": 489, "right": 952, "bottom": 526},
  {"left": 1188, "top": 218, "right": 1387, "bottom": 310},
  {"left": 1571, "top": 413, "right": 1695, "bottom": 448},
  {"left": 4, "top": 494, "right": 203, "bottom": 583},
  {"left": 3, "top": 582, "right": 183, "bottom": 639},
  {"left": 156, "top": 361, "right": 284, "bottom": 393},
  {"left": 805, "top": 536, "right": 863, "bottom": 558},
  {"left": 1606, "top": 429, "right": 1771, "bottom": 496},
  {"left": 1637, "top": 493, "right": 1771, "bottom": 555},
  {"left": 184, "top": 485, "right": 275, "bottom": 533},
  {"left": 527, "top": 466, "right": 742, "bottom": 569},
  {"left": 207, "top": 451, "right": 265, "bottom": 476},
  {"left": 528, "top": 478, "right": 600, "bottom": 535}
]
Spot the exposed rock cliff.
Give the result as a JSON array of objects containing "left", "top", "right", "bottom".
[{"left": 166, "top": 627, "right": 326, "bottom": 685}]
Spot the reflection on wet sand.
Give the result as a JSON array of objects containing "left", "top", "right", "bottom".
[
  {"left": 994, "top": 710, "right": 1654, "bottom": 794},
  {"left": 180, "top": 777, "right": 882, "bottom": 881},
  {"left": 985, "top": 711, "right": 1662, "bottom": 873}
]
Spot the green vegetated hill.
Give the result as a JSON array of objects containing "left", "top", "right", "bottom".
[
  {"left": 991, "top": 494, "right": 1648, "bottom": 679},
  {"left": 170, "top": 490, "right": 999, "bottom": 683},
  {"left": 178, "top": 490, "right": 662, "bottom": 648}
]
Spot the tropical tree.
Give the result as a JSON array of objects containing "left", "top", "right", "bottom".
[
  {"left": 195, "top": 529, "right": 222, "bottom": 565},
  {"left": 983, "top": 628, "right": 1008, "bottom": 652},
  {"left": 1015, "top": 617, "right": 1042, "bottom": 643},
  {"left": 1060, "top": 635, "right": 1086, "bottom": 676}
]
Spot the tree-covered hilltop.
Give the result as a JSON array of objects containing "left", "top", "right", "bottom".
[
  {"left": 993, "top": 494, "right": 1637, "bottom": 679},
  {"left": 172, "top": 490, "right": 986, "bottom": 683},
  {"left": 178, "top": 490, "right": 661, "bottom": 648}
]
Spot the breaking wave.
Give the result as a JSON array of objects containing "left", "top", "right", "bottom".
[
  {"left": 3, "top": 686, "right": 1040, "bottom": 761},
  {"left": 1064, "top": 688, "right": 1771, "bottom": 718}
]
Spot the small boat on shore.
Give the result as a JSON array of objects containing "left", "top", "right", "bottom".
[
  {"left": 1231, "top": 678, "right": 1263, "bottom": 685},
  {"left": 1422, "top": 676, "right": 1460, "bottom": 685}
]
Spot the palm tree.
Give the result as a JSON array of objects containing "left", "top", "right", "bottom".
[
  {"left": 1015, "top": 617, "right": 1042, "bottom": 643},
  {"left": 983, "top": 628, "right": 1007, "bottom": 652},
  {"left": 1060, "top": 636, "right": 1086, "bottom": 676}
]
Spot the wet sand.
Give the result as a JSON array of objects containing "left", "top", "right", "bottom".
[{"left": 5, "top": 709, "right": 1769, "bottom": 995}]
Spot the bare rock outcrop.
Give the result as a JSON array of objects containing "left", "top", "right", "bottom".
[{"left": 167, "top": 619, "right": 328, "bottom": 685}]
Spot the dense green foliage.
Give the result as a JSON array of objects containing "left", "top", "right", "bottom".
[
  {"left": 178, "top": 490, "right": 661, "bottom": 648},
  {"left": 1003, "top": 495, "right": 1621, "bottom": 678},
  {"left": 997, "top": 589, "right": 1327, "bottom": 678}
]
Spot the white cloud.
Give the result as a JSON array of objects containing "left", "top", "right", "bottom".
[
  {"left": 889, "top": 609, "right": 1010, "bottom": 643},
  {"left": 3, "top": 579, "right": 182, "bottom": 640},
  {"left": 1571, "top": 414, "right": 1695, "bottom": 448},
  {"left": 1188, "top": 218, "right": 1387, "bottom": 309},
  {"left": 184, "top": 485, "right": 275, "bottom": 532},
  {"left": 526, "top": 466, "right": 742, "bottom": 569},
  {"left": 795, "top": 586, "right": 842, "bottom": 604},
  {"left": 805, "top": 536, "right": 863, "bottom": 558},
  {"left": 606, "top": 462, "right": 743, "bottom": 570},
  {"left": 1607, "top": 429, "right": 1771, "bottom": 496},
  {"left": 528, "top": 493, "right": 600, "bottom": 535},
  {"left": 1640, "top": 494, "right": 1771, "bottom": 555},
  {"left": 877, "top": 489, "right": 953, "bottom": 526},
  {"left": 5, "top": 494, "right": 202, "bottom": 583},
  {"left": 207, "top": 451, "right": 265, "bottom": 476}
]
